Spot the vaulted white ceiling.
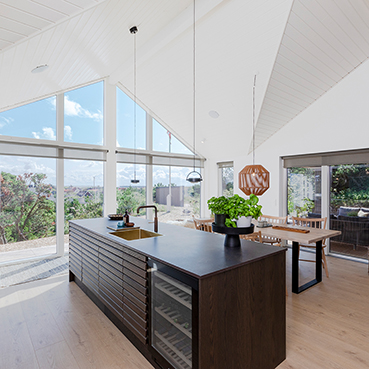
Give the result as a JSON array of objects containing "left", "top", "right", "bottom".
[
  {"left": 0, "top": 0, "right": 367, "bottom": 160},
  {"left": 253, "top": 0, "right": 369, "bottom": 152}
]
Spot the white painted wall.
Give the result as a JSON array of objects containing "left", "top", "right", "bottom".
[{"left": 203, "top": 58, "right": 369, "bottom": 216}]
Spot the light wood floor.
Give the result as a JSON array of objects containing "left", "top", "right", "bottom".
[{"left": 0, "top": 249, "right": 368, "bottom": 369}]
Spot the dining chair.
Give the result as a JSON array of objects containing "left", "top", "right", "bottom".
[
  {"left": 258, "top": 215, "right": 288, "bottom": 246},
  {"left": 240, "top": 231, "right": 262, "bottom": 242},
  {"left": 291, "top": 216, "right": 329, "bottom": 277},
  {"left": 193, "top": 216, "right": 214, "bottom": 233}
]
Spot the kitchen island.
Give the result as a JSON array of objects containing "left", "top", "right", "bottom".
[{"left": 69, "top": 217, "right": 286, "bottom": 369}]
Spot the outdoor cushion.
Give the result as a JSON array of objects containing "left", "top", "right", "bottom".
[
  {"left": 338, "top": 207, "right": 360, "bottom": 217},
  {"left": 358, "top": 209, "right": 369, "bottom": 217}
]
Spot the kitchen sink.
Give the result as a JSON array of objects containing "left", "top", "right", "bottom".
[{"left": 109, "top": 228, "right": 162, "bottom": 241}]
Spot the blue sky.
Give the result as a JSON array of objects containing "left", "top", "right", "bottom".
[{"left": 0, "top": 82, "right": 194, "bottom": 186}]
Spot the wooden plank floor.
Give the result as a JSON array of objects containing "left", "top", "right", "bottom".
[{"left": 0, "top": 249, "right": 368, "bottom": 369}]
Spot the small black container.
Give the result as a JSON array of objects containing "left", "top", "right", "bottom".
[{"left": 214, "top": 213, "right": 227, "bottom": 227}]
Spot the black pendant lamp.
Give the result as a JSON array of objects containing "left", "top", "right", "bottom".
[
  {"left": 130, "top": 26, "right": 140, "bottom": 184},
  {"left": 186, "top": 0, "right": 203, "bottom": 184}
]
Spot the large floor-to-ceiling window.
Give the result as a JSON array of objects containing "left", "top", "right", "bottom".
[
  {"left": 0, "top": 81, "right": 107, "bottom": 263},
  {"left": 0, "top": 81, "right": 204, "bottom": 264},
  {"left": 115, "top": 86, "right": 203, "bottom": 227}
]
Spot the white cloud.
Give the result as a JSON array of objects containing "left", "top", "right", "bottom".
[
  {"left": 64, "top": 125, "right": 72, "bottom": 140},
  {"left": 42, "top": 127, "right": 56, "bottom": 140},
  {"left": 48, "top": 96, "right": 56, "bottom": 109},
  {"left": 0, "top": 116, "right": 14, "bottom": 128},
  {"left": 32, "top": 127, "right": 56, "bottom": 140},
  {"left": 64, "top": 95, "right": 103, "bottom": 122}
]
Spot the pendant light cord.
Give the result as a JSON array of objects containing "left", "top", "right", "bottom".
[
  {"left": 193, "top": 0, "right": 196, "bottom": 172},
  {"left": 253, "top": 74, "right": 256, "bottom": 167},
  {"left": 134, "top": 30, "right": 137, "bottom": 180}
]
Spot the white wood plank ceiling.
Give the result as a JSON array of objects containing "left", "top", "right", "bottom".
[
  {"left": 0, "top": 0, "right": 104, "bottom": 52},
  {"left": 1, "top": 0, "right": 368, "bottom": 159},
  {"left": 253, "top": 0, "right": 369, "bottom": 152}
]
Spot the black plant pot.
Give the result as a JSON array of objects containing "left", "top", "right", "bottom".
[{"left": 214, "top": 213, "right": 227, "bottom": 227}]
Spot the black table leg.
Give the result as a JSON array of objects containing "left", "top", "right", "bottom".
[
  {"left": 292, "top": 239, "right": 323, "bottom": 294},
  {"left": 292, "top": 241, "right": 299, "bottom": 293},
  {"left": 316, "top": 240, "right": 322, "bottom": 283}
]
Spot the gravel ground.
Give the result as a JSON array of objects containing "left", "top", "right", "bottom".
[{"left": 0, "top": 235, "right": 70, "bottom": 253}]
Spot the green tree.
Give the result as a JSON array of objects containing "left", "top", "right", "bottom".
[
  {"left": 0, "top": 172, "right": 55, "bottom": 244},
  {"left": 116, "top": 186, "right": 146, "bottom": 214}
]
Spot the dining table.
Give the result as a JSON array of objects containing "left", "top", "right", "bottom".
[{"left": 256, "top": 224, "right": 341, "bottom": 294}]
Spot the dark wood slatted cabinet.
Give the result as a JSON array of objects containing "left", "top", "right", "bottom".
[{"left": 69, "top": 218, "right": 286, "bottom": 369}]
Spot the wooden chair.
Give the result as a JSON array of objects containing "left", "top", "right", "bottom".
[
  {"left": 240, "top": 231, "right": 262, "bottom": 242},
  {"left": 291, "top": 216, "right": 329, "bottom": 278},
  {"left": 259, "top": 215, "right": 288, "bottom": 246},
  {"left": 193, "top": 216, "right": 214, "bottom": 233}
]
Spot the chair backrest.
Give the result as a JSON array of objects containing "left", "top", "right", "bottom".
[
  {"left": 193, "top": 216, "right": 214, "bottom": 232},
  {"left": 259, "top": 215, "right": 287, "bottom": 225},
  {"left": 291, "top": 216, "right": 327, "bottom": 230},
  {"left": 258, "top": 215, "right": 287, "bottom": 244},
  {"left": 240, "top": 231, "right": 262, "bottom": 242}
]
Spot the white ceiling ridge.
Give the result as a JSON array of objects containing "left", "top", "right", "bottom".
[
  {"left": 247, "top": 0, "right": 295, "bottom": 155},
  {"left": 116, "top": 81, "right": 204, "bottom": 159},
  {"left": 0, "top": 0, "right": 109, "bottom": 55},
  {"left": 108, "top": 0, "right": 226, "bottom": 86}
]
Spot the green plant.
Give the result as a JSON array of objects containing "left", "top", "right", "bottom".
[
  {"left": 225, "top": 194, "right": 262, "bottom": 228},
  {"left": 207, "top": 196, "right": 229, "bottom": 215}
]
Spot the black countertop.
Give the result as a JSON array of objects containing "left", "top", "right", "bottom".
[{"left": 70, "top": 217, "right": 286, "bottom": 279}]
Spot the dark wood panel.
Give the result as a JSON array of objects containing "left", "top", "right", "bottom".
[
  {"left": 124, "top": 268, "right": 147, "bottom": 287},
  {"left": 99, "top": 274, "right": 123, "bottom": 301},
  {"left": 99, "top": 263, "right": 123, "bottom": 287},
  {"left": 123, "top": 307, "right": 147, "bottom": 338},
  {"left": 123, "top": 295, "right": 147, "bottom": 321},
  {"left": 198, "top": 252, "right": 286, "bottom": 369},
  {"left": 123, "top": 302, "right": 147, "bottom": 330},
  {"left": 123, "top": 289, "right": 147, "bottom": 313},
  {"left": 99, "top": 269, "right": 123, "bottom": 294},
  {"left": 123, "top": 281, "right": 147, "bottom": 304},
  {"left": 123, "top": 259, "right": 147, "bottom": 279},
  {"left": 98, "top": 241, "right": 124, "bottom": 259},
  {"left": 123, "top": 274, "right": 147, "bottom": 295},
  {"left": 71, "top": 231, "right": 99, "bottom": 253},
  {"left": 99, "top": 258, "right": 123, "bottom": 280},
  {"left": 69, "top": 261, "right": 81, "bottom": 279},
  {"left": 99, "top": 282, "right": 123, "bottom": 310},
  {"left": 99, "top": 252, "right": 123, "bottom": 273},
  {"left": 123, "top": 253, "right": 147, "bottom": 271}
]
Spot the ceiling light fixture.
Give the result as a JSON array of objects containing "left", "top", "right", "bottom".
[
  {"left": 130, "top": 25, "right": 140, "bottom": 184},
  {"left": 209, "top": 110, "right": 219, "bottom": 119},
  {"left": 239, "top": 74, "right": 270, "bottom": 196},
  {"left": 31, "top": 64, "right": 49, "bottom": 74},
  {"left": 186, "top": 0, "right": 203, "bottom": 184}
]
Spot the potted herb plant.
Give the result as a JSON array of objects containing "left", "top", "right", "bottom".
[
  {"left": 225, "top": 194, "right": 262, "bottom": 228},
  {"left": 207, "top": 195, "right": 229, "bottom": 226}
]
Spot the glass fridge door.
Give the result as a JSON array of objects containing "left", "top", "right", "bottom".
[{"left": 151, "top": 263, "right": 193, "bottom": 369}]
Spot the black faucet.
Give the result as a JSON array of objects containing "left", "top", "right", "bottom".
[{"left": 137, "top": 205, "right": 158, "bottom": 233}]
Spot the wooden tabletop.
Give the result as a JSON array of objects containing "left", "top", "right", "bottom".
[{"left": 256, "top": 224, "right": 341, "bottom": 244}]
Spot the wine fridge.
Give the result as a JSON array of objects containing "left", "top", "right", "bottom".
[{"left": 148, "top": 259, "right": 198, "bottom": 369}]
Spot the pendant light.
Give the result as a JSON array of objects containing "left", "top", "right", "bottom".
[
  {"left": 186, "top": 0, "right": 203, "bottom": 184},
  {"left": 239, "top": 74, "right": 269, "bottom": 196},
  {"left": 130, "top": 25, "right": 140, "bottom": 184}
]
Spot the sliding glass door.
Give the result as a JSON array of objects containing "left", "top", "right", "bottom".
[
  {"left": 287, "top": 167, "right": 321, "bottom": 219},
  {"left": 330, "top": 164, "right": 369, "bottom": 259}
]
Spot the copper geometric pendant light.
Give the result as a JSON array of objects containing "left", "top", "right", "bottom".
[{"left": 239, "top": 74, "right": 269, "bottom": 196}]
